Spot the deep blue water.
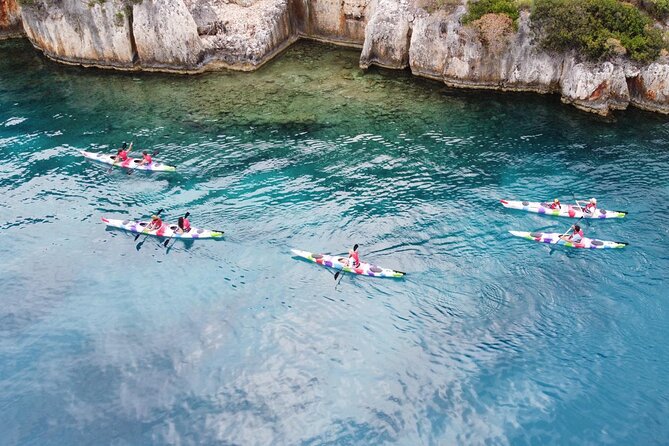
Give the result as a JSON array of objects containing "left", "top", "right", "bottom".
[{"left": 1, "top": 38, "right": 668, "bottom": 445}]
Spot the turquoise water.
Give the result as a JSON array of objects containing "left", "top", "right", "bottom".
[{"left": 1, "top": 38, "right": 669, "bottom": 445}]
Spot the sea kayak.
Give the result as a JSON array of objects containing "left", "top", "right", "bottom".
[
  {"left": 81, "top": 150, "right": 176, "bottom": 172},
  {"left": 509, "top": 231, "right": 627, "bottom": 249},
  {"left": 291, "top": 249, "right": 405, "bottom": 278},
  {"left": 102, "top": 217, "right": 223, "bottom": 239},
  {"left": 500, "top": 200, "right": 626, "bottom": 219}
]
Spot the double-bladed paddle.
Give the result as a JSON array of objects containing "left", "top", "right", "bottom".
[
  {"left": 334, "top": 244, "right": 359, "bottom": 284},
  {"left": 163, "top": 212, "right": 190, "bottom": 249}
]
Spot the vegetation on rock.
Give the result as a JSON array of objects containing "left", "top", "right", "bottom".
[
  {"left": 463, "top": 0, "right": 667, "bottom": 62},
  {"left": 531, "top": 0, "right": 665, "bottom": 62}
]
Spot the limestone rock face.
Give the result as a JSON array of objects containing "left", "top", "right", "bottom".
[
  {"left": 301, "top": 0, "right": 371, "bottom": 45},
  {"left": 20, "top": 0, "right": 134, "bottom": 68},
  {"left": 409, "top": 10, "right": 563, "bottom": 91},
  {"left": 560, "top": 60, "right": 629, "bottom": 115},
  {"left": 185, "top": 0, "right": 296, "bottom": 70},
  {"left": 360, "top": 0, "right": 414, "bottom": 69},
  {"left": 627, "top": 62, "right": 669, "bottom": 114},
  {"left": 0, "top": 0, "right": 22, "bottom": 39},
  {"left": 133, "top": 0, "right": 203, "bottom": 70}
]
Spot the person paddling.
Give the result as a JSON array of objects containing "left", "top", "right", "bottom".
[
  {"left": 146, "top": 214, "right": 163, "bottom": 231},
  {"left": 560, "top": 224, "right": 584, "bottom": 242},
  {"left": 340, "top": 247, "right": 360, "bottom": 268},
  {"left": 138, "top": 151, "right": 153, "bottom": 166},
  {"left": 176, "top": 214, "right": 191, "bottom": 234},
  {"left": 115, "top": 142, "right": 130, "bottom": 162},
  {"left": 549, "top": 198, "right": 561, "bottom": 209},
  {"left": 584, "top": 198, "right": 597, "bottom": 214}
]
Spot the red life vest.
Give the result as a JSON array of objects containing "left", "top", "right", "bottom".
[
  {"left": 181, "top": 218, "right": 191, "bottom": 231},
  {"left": 117, "top": 150, "right": 128, "bottom": 161},
  {"left": 143, "top": 154, "right": 152, "bottom": 163},
  {"left": 350, "top": 251, "right": 360, "bottom": 267}
]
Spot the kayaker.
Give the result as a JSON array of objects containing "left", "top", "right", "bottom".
[
  {"left": 584, "top": 198, "right": 597, "bottom": 214},
  {"left": 115, "top": 142, "right": 130, "bottom": 162},
  {"left": 560, "top": 224, "right": 584, "bottom": 242},
  {"left": 549, "top": 198, "right": 561, "bottom": 209},
  {"left": 338, "top": 248, "right": 361, "bottom": 268},
  {"left": 176, "top": 215, "right": 191, "bottom": 234},
  {"left": 347, "top": 248, "right": 360, "bottom": 268},
  {"left": 138, "top": 151, "right": 153, "bottom": 166},
  {"left": 146, "top": 214, "right": 163, "bottom": 230}
]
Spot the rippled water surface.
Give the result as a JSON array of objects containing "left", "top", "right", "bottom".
[{"left": 1, "top": 39, "right": 669, "bottom": 445}]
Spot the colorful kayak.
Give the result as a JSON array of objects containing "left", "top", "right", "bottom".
[
  {"left": 102, "top": 217, "right": 223, "bottom": 239},
  {"left": 81, "top": 150, "right": 176, "bottom": 172},
  {"left": 509, "top": 231, "right": 627, "bottom": 249},
  {"left": 291, "top": 249, "right": 405, "bottom": 278},
  {"left": 500, "top": 199, "right": 626, "bottom": 219}
]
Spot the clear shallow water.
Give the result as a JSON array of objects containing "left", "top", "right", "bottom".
[{"left": 1, "top": 38, "right": 668, "bottom": 445}]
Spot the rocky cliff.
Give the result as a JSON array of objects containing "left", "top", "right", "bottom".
[
  {"left": 0, "top": 0, "right": 22, "bottom": 39},
  {"left": 360, "top": 4, "right": 669, "bottom": 115},
  {"left": 6, "top": 0, "right": 669, "bottom": 115}
]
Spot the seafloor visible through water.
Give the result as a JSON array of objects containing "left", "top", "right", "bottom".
[{"left": 1, "top": 38, "right": 668, "bottom": 445}]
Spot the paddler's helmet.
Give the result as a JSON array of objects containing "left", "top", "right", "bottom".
[
  {"left": 151, "top": 215, "right": 159, "bottom": 220},
  {"left": 554, "top": 198, "right": 559, "bottom": 203},
  {"left": 590, "top": 198, "right": 597, "bottom": 204}
]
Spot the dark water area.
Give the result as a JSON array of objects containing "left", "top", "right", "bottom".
[{"left": 1, "top": 38, "right": 668, "bottom": 445}]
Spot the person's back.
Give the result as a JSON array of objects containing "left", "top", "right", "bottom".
[
  {"left": 549, "top": 198, "right": 561, "bottom": 209},
  {"left": 584, "top": 198, "right": 597, "bottom": 213},
  {"left": 147, "top": 215, "right": 162, "bottom": 230},
  {"left": 571, "top": 225, "right": 584, "bottom": 242},
  {"left": 178, "top": 216, "right": 191, "bottom": 233},
  {"left": 348, "top": 249, "right": 360, "bottom": 268}
]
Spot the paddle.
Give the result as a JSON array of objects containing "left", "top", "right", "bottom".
[
  {"left": 134, "top": 208, "right": 164, "bottom": 241},
  {"left": 334, "top": 244, "right": 359, "bottom": 283},
  {"left": 573, "top": 193, "right": 586, "bottom": 213},
  {"left": 108, "top": 142, "right": 132, "bottom": 173},
  {"left": 163, "top": 212, "right": 190, "bottom": 248},
  {"left": 127, "top": 149, "right": 159, "bottom": 176}
]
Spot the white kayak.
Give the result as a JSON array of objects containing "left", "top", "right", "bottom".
[
  {"left": 500, "top": 199, "right": 626, "bottom": 219},
  {"left": 509, "top": 231, "right": 627, "bottom": 249},
  {"left": 81, "top": 150, "right": 176, "bottom": 172},
  {"left": 102, "top": 217, "right": 223, "bottom": 239},
  {"left": 291, "top": 249, "right": 405, "bottom": 278}
]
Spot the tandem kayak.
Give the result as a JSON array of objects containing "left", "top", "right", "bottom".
[
  {"left": 509, "top": 231, "right": 627, "bottom": 249},
  {"left": 500, "top": 200, "right": 626, "bottom": 219},
  {"left": 102, "top": 217, "right": 223, "bottom": 239},
  {"left": 291, "top": 249, "right": 405, "bottom": 278},
  {"left": 81, "top": 150, "right": 176, "bottom": 172}
]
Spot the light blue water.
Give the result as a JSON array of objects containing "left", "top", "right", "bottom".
[{"left": 1, "top": 39, "right": 668, "bottom": 445}]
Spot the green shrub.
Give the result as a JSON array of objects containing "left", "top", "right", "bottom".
[
  {"left": 463, "top": 0, "right": 521, "bottom": 23},
  {"left": 531, "top": 0, "right": 665, "bottom": 62},
  {"left": 641, "top": 0, "right": 669, "bottom": 20}
]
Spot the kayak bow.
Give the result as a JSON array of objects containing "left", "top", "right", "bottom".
[{"left": 291, "top": 249, "right": 405, "bottom": 278}]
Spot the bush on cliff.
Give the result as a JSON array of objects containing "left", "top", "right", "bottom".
[
  {"left": 531, "top": 0, "right": 665, "bottom": 62},
  {"left": 463, "top": 0, "right": 521, "bottom": 24}
]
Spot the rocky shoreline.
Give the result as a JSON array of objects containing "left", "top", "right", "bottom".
[{"left": 2, "top": 0, "right": 669, "bottom": 115}]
